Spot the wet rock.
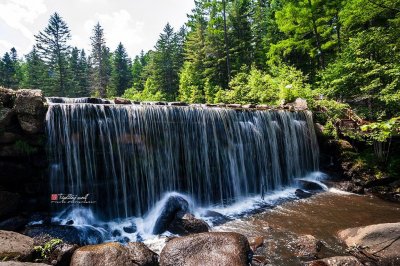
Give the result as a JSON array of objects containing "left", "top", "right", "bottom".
[
  {"left": 0, "top": 191, "right": 20, "bottom": 219},
  {"left": 24, "top": 225, "right": 103, "bottom": 245},
  {"left": 338, "top": 222, "right": 400, "bottom": 265},
  {"left": 202, "top": 210, "right": 231, "bottom": 225},
  {"left": 168, "top": 213, "right": 209, "bottom": 235},
  {"left": 255, "top": 104, "right": 271, "bottom": 110},
  {"left": 126, "top": 242, "right": 159, "bottom": 266},
  {"left": 242, "top": 104, "right": 256, "bottom": 109},
  {"left": 160, "top": 232, "right": 251, "bottom": 266},
  {"left": 248, "top": 236, "right": 264, "bottom": 252},
  {"left": 291, "top": 234, "right": 323, "bottom": 259},
  {"left": 0, "top": 230, "right": 34, "bottom": 261},
  {"left": 0, "top": 108, "right": 15, "bottom": 129},
  {"left": 152, "top": 196, "right": 189, "bottom": 235},
  {"left": 48, "top": 243, "right": 78, "bottom": 266},
  {"left": 14, "top": 89, "right": 47, "bottom": 134},
  {"left": 70, "top": 242, "right": 158, "bottom": 266},
  {"left": 114, "top": 98, "right": 131, "bottom": 105},
  {"left": 86, "top": 98, "right": 110, "bottom": 104},
  {"left": 0, "top": 216, "right": 28, "bottom": 231},
  {"left": 168, "top": 102, "right": 188, "bottom": 106},
  {"left": 297, "top": 180, "right": 325, "bottom": 191},
  {"left": 227, "top": 104, "right": 242, "bottom": 108},
  {"left": 295, "top": 189, "right": 312, "bottom": 199},
  {"left": 123, "top": 225, "right": 136, "bottom": 234},
  {"left": 306, "top": 256, "right": 363, "bottom": 266}
]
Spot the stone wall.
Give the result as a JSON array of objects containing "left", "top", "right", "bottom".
[{"left": 0, "top": 87, "right": 48, "bottom": 220}]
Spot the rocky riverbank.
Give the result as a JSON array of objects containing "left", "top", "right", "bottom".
[{"left": 0, "top": 88, "right": 49, "bottom": 232}]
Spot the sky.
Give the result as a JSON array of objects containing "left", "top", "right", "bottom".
[{"left": 0, "top": 0, "right": 195, "bottom": 58}]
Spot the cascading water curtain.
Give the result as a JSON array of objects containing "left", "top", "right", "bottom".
[{"left": 46, "top": 102, "right": 319, "bottom": 220}]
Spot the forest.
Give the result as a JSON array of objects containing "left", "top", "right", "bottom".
[{"left": 0, "top": 0, "right": 399, "bottom": 123}]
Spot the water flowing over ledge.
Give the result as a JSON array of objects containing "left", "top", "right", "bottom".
[{"left": 46, "top": 99, "right": 319, "bottom": 225}]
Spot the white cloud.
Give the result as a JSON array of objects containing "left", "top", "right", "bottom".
[
  {"left": 85, "top": 9, "right": 144, "bottom": 53},
  {"left": 0, "top": 0, "right": 47, "bottom": 41}
]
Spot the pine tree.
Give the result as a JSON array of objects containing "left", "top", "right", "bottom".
[
  {"left": 111, "top": 43, "right": 132, "bottom": 96},
  {"left": 228, "top": 0, "right": 253, "bottom": 75},
  {"left": 35, "top": 12, "right": 71, "bottom": 96},
  {"left": 90, "top": 22, "right": 111, "bottom": 97},
  {"left": 23, "top": 47, "right": 50, "bottom": 91},
  {"left": 145, "top": 23, "right": 183, "bottom": 100}
]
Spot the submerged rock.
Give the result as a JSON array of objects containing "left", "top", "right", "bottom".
[
  {"left": 159, "top": 232, "right": 251, "bottom": 266},
  {"left": 248, "top": 236, "right": 265, "bottom": 252},
  {"left": 152, "top": 196, "right": 189, "bottom": 235},
  {"left": 291, "top": 234, "right": 323, "bottom": 259},
  {"left": 0, "top": 230, "right": 34, "bottom": 261},
  {"left": 24, "top": 225, "right": 104, "bottom": 245},
  {"left": 167, "top": 213, "right": 209, "bottom": 235},
  {"left": 70, "top": 242, "right": 158, "bottom": 266},
  {"left": 295, "top": 189, "right": 312, "bottom": 199},
  {"left": 297, "top": 180, "right": 325, "bottom": 191},
  {"left": 338, "top": 222, "right": 400, "bottom": 265},
  {"left": 0, "top": 216, "right": 28, "bottom": 231}
]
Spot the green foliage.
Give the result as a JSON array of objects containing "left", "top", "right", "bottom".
[
  {"left": 14, "top": 140, "right": 38, "bottom": 155},
  {"left": 361, "top": 117, "right": 400, "bottom": 142},
  {"left": 34, "top": 239, "right": 63, "bottom": 260},
  {"left": 35, "top": 12, "right": 71, "bottom": 96},
  {"left": 110, "top": 43, "right": 132, "bottom": 96}
]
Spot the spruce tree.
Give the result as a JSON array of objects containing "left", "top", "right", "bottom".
[
  {"left": 111, "top": 43, "right": 132, "bottom": 96},
  {"left": 90, "top": 22, "right": 111, "bottom": 97},
  {"left": 35, "top": 12, "right": 71, "bottom": 96}
]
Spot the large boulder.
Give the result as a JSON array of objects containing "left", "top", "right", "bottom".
[
  {"left": 306, "top": 256, "right": 363, "bottom": 266},
  {"left": 70, "top": 242, "right": 158, "bottom": 266},
  {"left": 159, "top": 232, "right": 252, "bottom": 266},
  {"left": 167, "top": 213, "right": 209, "bottom": 235},
  {"left": 0, "top": 230, "right": 34, "bottom": 261},
  {"left": 13, "top": 89, "right": 47, "bottom": 134},
  {"left": 114, "top": 98, "right": 131, "bottom": 105},
  {"left": 47, "top": 243, "right": 78, "bottom": 266},
  {"left": 152, "top": 196, "right": 189, "bottom": 235},
  {"left": 126, "top": 242, "right": 159, "bottom": 266},
  {"left": 0, "top": 191, "right": 20, "bottom": 219},
  {"left": 338, "top": 222, "right": 400, "bottom": 265}
]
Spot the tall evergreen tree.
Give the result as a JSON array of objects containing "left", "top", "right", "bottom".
[
  {"left": 35, "top": 12, "right": 71, "bottom": 96},
  {"left": 111, "top": 43, "right": 132, "bottom": 96},
  {"left": 23, "top": 47, "right": 50, "bottom": 91},
  {"left": 90, "top": 23, "right": 111, "bottom": 97},
  {"left": 0, "top": 48, "right": 21, "bottom": 89}
]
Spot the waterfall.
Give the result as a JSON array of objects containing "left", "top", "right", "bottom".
[{"left": 46, "top": 99, "right": 319, "bottom": 220}]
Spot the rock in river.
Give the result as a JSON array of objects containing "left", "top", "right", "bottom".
[
  {"left": 338, "top": 222, "right": 400, "bottom": 265},
  {"left": 0, "top": 230, "right": 34, "bottom": 261},
  {"left": 70, "top": 242, "right": 158, "bottom": 266},
  {"left": 159, "top": 232, "right": 252, "bottom": 266}
]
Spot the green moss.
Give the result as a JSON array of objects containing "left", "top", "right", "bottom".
[
  {"left": 34, "top": 239, "right": 63, "bottom": 260},
  {"left": 14, "top": 140, "right": 38, "bottom": 155}
]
